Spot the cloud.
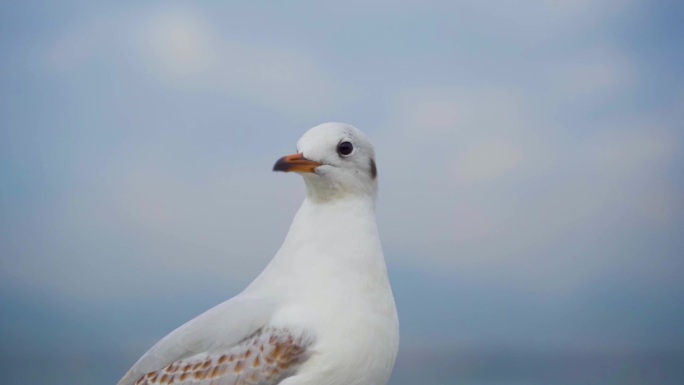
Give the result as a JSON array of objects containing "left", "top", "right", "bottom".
[
  {"left": 452, "top": 138, "right": 525, "bottom": 184},
  {"left": 139, "top": 7, "right": 217, "bottom": 79},
  {"left": 375, "top": 73, "right": 681, "bottom": 292},
  {"left": 586, "top": 124, "right": 678, "bottom": 175},
  {"left": 548, "top": 50, "right": 637, "bottom": 98},
  {"left": 133, "top": 6, "right": 351, "bottom": 117},
  {"left": 45, "top": 4, "right": 351, "bottom": 118}
]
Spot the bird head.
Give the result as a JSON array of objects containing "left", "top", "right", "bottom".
[{"left": 273, "top": 122, "right": 378, "bottom": 202}]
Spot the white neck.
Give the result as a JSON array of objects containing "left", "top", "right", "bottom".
[
  {"left": 246, "top": 195, "right": 388, "bottom": 296},
  {"left": 302, "top": 173, "right": 378, "bottom": 203}
]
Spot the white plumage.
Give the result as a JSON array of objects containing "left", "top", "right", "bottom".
[{"left": 118, "top": 122, "right": 399, "bottom": 385}]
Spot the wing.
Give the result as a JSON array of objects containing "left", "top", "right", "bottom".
[
  {"left": 132, "top": 327, "right": 313, "bottom": 385},
  {"left": 118, "top": 295, "right": 284, "bottom": 385}
]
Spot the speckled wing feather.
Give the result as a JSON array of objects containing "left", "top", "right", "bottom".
[
  {"left": 118, "top": 296, "right": 282, "bottom": 385},
  {"left": 133, "top": 327, "right": 312, "bottom": 385}
]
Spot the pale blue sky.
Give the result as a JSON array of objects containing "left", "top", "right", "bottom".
[{"left": 1, "top": 1, "right": 683, "bottom": 384}]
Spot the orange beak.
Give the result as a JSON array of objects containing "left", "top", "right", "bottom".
[{"left": 273, "top": 153, "right": 322, "bottom": 173}]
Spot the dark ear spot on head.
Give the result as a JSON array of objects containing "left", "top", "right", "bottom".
[{"left": 369, "top": 158, "right": 377, "bottom": 180}]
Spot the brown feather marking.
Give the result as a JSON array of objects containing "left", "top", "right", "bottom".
[
  {"left": 134, "top": 328, "right": 311, "bottom": 385},
  {"left": 272, "top": 343, "right": 284, "bottom": 358},
  {"left": 193, "top": 370, "right": 204, "bottom": 380},
  {"left": 249, "top": 371, "right": 258, "bottom": 382},
  {"left": 210, "top": 365, "right": 220, "bottom": 378}
]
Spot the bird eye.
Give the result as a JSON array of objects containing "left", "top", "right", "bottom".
[{"left": 337, "top": 141, "right": 354, "bottom": 156}]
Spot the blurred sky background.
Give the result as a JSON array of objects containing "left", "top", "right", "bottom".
[{"left": 1, "top": 1, "right": 683, "bottom": 384}]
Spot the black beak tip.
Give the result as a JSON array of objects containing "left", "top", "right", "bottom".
[{"left": 273, "top": 157, "right": 288, "bottom": 172}]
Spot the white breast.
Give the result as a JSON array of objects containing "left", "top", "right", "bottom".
[{"left": 271, "top": 270, "right": 399, "bottom": 385}]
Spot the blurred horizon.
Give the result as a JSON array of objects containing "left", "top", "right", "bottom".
[{"left": 1, "top": 1, "right": 683, "bottom": 384}]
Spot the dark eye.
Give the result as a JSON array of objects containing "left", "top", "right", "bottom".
[{"left": 337, "top": 141, "right": 354, "bottom": 156}]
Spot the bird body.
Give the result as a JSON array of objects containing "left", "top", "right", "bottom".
[{"left": 118, "top": 123, "right": 399, "bottom": 385}]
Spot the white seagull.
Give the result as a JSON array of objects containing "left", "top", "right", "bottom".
[{"left": 117, "top": 122, "right": 400, "bottom": 385}]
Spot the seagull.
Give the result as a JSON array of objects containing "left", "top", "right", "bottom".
[{"left": 117, "top": 122, "right": 400, "bottom": 385}]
